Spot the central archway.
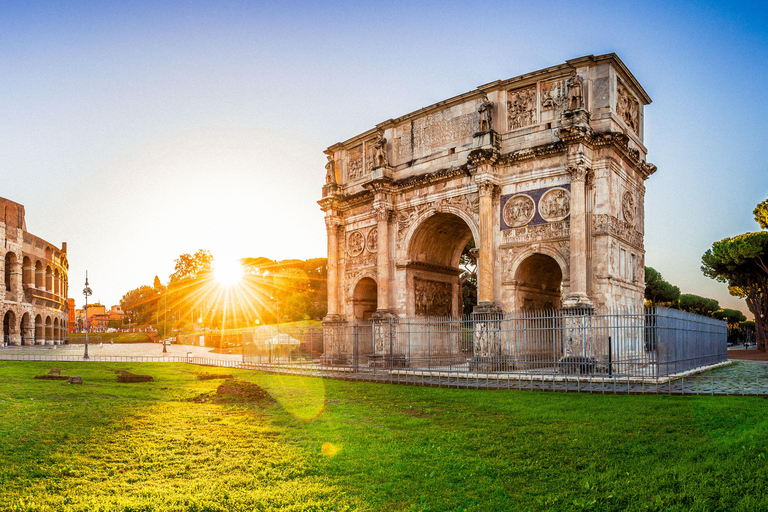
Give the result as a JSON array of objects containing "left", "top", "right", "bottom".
[{"left": 407, "top": 212, "right": 474, "bottom": 317}]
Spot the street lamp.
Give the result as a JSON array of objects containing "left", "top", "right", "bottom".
[{"left": 83, "top": 272, "right": 92, "bottom": 360}]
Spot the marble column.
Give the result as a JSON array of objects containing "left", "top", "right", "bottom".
[
  {"left": 475, "top": 178, "right": 498, "bottom": 306},
  {"left": 324, "top": 215, "right": 342, "bottom": 319},
  {"left": 564, "top": 165, "right": 592, "bottom": 307},
  {"left": 374, "top": 206, "right": 392, "bottom": 313}
]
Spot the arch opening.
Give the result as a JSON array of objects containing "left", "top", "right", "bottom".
[
  {"left": 3, "top": 310, "right": 16, "bottom": 345},
  {"left": 407, "top": 213, "right": 473, "bottom": 317},
  {"left": 514, "top": 253, "right": 563, "bottom": 310},
  {"left": 352, "top": 278, "right": 377, "bottom": 321},
  {"left": 20, "top": 313, "right": 31, "bottom": 345},
  {"left": 4, "top": 253, "right": 16, "bottom": 292}
]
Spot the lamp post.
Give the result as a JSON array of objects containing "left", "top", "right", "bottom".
[
  {"left": 83, "top": 272, "right": 92, "bottom": 360},
  {"left": 163, "top": 288, "right": 167, "bottom": 353}
]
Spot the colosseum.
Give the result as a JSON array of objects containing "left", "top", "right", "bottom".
[{"left": 1, "top": 196, "right": 69, "bottom": 345}]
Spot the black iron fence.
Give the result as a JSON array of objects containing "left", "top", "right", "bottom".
[{"left": 318, "top": 306, "right": 726, "bottom": 377}]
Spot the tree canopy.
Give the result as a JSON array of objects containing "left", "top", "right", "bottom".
[
  {"left": 644, "top": 266, "right": 680, "bottom": 305},
  {"left": 677, "top": 294, "right": 719, "bottom": 316},
  {"left": 702, "top": 197, "right": 768, "bottom": 351}
]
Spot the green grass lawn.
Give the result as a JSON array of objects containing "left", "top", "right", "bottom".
[
  {"left": 66, "top": 332, "right": 153, "bottom": 344},
  {"left": 0, "top": 362, "right": 766, "bottom": 511}
]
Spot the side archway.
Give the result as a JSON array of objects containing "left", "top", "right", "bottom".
[{"left": 513, "top": 253, "right": 564, "bottom": 310}]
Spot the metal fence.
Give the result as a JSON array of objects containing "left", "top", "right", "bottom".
[{"left": 318, "top": 306, "right": 727, "bottom": 377}]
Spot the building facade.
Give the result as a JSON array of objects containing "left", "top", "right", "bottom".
[
  {"left": 1, "top": 196, "right": 69, "bottom": 345},
  {"left": 320, "top": 54, "right": 655, "bottom": 324}
]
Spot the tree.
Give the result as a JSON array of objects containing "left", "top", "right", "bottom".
[
  {"left": 712, "top": 308, "right": 747, "bottom": 326},
  {"left": 677, "top": 294, "right": 719, "bottom": 316},
  {"left": 644, "top": 267, "right": 680, "bottom": 305},
  {"left": 170, "top": 250, "right": 213, "bottom": 283},
  {"left": 755, "top": 198, "right": 768, "bottom": 230},
  {"left": 702, "top": 199, "right": 768, "bottom": 351},
  {"left": 120, "top": 285, "right": 159, "bottom": 327}
]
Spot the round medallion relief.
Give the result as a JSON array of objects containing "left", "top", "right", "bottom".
[
  {"left": 622, "top": 191, "right": 635, "bottom": 223},
  {"left": 502, "top": 194, "right": 536, "bottom": 228},
  {"left": 366, "top": 227, "right": 378, "bottom": 252},
  {"left": 538, "top": 187, "right": 570, "bottom": 222},
  {"left": 347, "top": 230, "right": 365, "bottom": 257}
]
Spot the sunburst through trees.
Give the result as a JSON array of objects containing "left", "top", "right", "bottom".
[{"left": 120, "top": 251, "right": 327, "bottom": 337}]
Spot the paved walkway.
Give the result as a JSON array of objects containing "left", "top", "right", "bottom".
[{"left": 2, "top": 344, "right": 766, "bottom": 395}]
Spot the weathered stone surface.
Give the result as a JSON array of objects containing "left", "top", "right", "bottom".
[{"left": 320, "top": 53, "right": 653, "bottom": 338}]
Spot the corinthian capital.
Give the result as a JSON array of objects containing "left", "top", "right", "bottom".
[
  {"left": 474, "top": 176, "right": 499, "bottom": 198},
  {"left": 325, "top": 215, "right": 343, "bottom": 232},
  {"left": 373, "top": 204, "right": 393, "bottom": 222},
  {"left": 567, "top": 165, "right": 590, "bottom": 183}
]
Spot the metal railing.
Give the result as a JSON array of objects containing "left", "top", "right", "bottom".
[{"left": 317, "top": 306, "right": 727, "bottom": 377}]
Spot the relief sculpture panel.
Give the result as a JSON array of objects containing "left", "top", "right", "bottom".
[
  {"left": 347, "top": 145, "right": 364, "bottom": 181},
  {"left": 414, "top": 278, "right": 452, "bottom": 317},
  {"left": 502, "top": 194, "right": 535, "bottom": 228},
  {"left": 507, "top": 86, "right": 537, "bottom": 130},
  {"left": 540, "top": 78, "right": 568, "bottom": 121},
  {"left": 617, "top": 81, "right": 640, "bottom": 133},
  {"left": 538, "top": 188, "right": 570, "bottom": 222}
]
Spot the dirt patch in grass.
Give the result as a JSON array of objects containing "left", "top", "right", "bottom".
[
  {"left": 114, "top": 369, "right": 154, "bottom": 383},
  {"left": 196, "top": 373, "right": 234, "bottom": 380},
  {"left": 189, "top": 379, "right": 276, "bottom": 407}
]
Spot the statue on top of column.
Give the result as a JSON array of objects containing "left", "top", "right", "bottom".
[
  {"left": 478, "top": 94, "right": 493, "bottom": 132},
  {"left": 373, "top": 132, "right": 388, "bottom": 168},
  {"left": 325, "top": 155, "right": 337, "bottom": 184},
  {"left": 567, "top": 74, "right": 584, "bottom": 110}
]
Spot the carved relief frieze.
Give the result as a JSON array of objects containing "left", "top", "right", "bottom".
[
  {"left": 414, "top": 277, "right": 452, "bottom": 317},
  {"left": 502, "top": 194, "right": 535, "bottom": 228},
  {"left": 507, "top": 86, "right": 537, "bottom": 130},
  {"left": 346, "top": 230, "right": 365, "bottom": 257},
  {"left": 540, "top": 78, "right": 568, "bottom": 115},
  {"left": 412, "top": 108, "right": 478, "bottom": 157},
  {"left": 347, "top": 145, "right": 364, "bottom": 181},
  {"left": 501, "top": 220, "right": 570, "bottom": 245},
  {"left": 346, "top": 253, "right": 376, "bottom": 270},
  {"left": 593, "top": 214, "right": 643, "bottom": 248},
  {"left": 438, "top": 193, "right": 480, "bottom": 217},
  {"left": 396, "top": 203, "right": 431, "bottom": 247},
  {"left": 538, "top": 188, "right": 570, "bottom": 222},
  {"left": 622, "top": 191, "right": 635, "bottom": 224},
  {"left": 616, "top": 81, "right": 640, "bottom": 133},
  {"left": 366, "top": 227, "right": 378, "bottom": 253}
]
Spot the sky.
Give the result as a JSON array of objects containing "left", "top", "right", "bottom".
[{"left": 1, "top": 0, "right": 766, "bottom": 314}]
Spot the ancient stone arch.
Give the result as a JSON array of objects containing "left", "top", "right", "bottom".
[{"left": 321, "top": 54, "right": 654, "bottom": 325}]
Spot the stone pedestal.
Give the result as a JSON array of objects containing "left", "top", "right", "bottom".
[
  {"left": 559, "top": 305, "right": 597, "bottom": 374},
  {"left": 321, "top": 317, "right": 348, "bottom": 365}
]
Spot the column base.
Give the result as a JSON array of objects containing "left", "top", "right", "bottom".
[
  {"left": 322, "top": 314, "right": 345, "bottom": 325},
  {"left": 472, "top": 301, "right": 502, "bottom": 315},
  {"left": 562, "top": 293, "right": 594, "bottom": 310},
  {"left": 371, "top": 309, "right": 394, "bottom": 321}
]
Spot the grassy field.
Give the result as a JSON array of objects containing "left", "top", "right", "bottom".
[
  {"left": 66, "top": 332, "right": 153, "bottom": 344},
  {"left": 0, "top": 362, "right": 766, "bottom": 511}
]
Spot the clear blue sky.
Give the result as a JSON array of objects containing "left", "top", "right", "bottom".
[{"left": 1, "top": 0, "right": 766, "bottom": 314}]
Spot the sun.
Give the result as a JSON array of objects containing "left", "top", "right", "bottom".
[{"left": 214, "top": 258, "right": 244, "bottom": 287}]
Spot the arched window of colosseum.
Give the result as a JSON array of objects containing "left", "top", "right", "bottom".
[
  {"left": 45, "top": 316, "right": 53, "bottom": 341},
  {"left": 45, "top": 265, "right": 52, "bottom": 292},
  {"left": 4, "top": 252, "right": 17, "bottom": 292},
  {"left": 54, "top": 269, "right": 60, "bottom": 296},
  {"left": 22, "top": 256, "right": 32, "bottom": 287},
  {"left": 35, "top": 261, "right": 43, "bottom": 288},
  {"left": 3, "top": 310, "right": 17, "bottom": 344},
  {"left": 21, "top": 313, "right": 31, "bottom": 345},
  {"left": 34, "top": 314, "right": 43, "bottom": 343},
  {"left": 53, "top": 318, "right": 59, "bottom": 341}
]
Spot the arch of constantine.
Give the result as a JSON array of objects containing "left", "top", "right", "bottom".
[
  {"left": 1, "top": 196, "right": 70, "bottom": 345},
  {"left": 320, "top": 53, "right": 655, "bottom": 327}
]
